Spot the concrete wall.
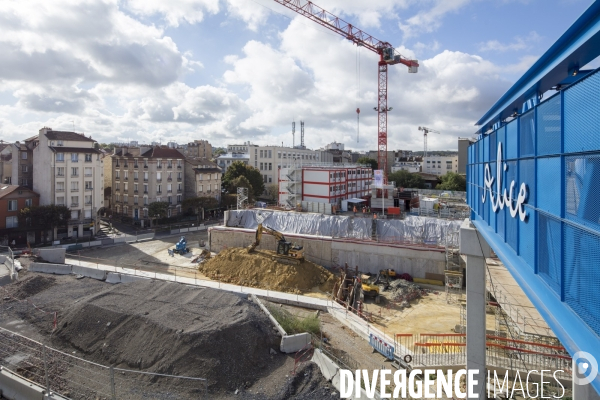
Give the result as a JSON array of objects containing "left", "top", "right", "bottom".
[
  {"left": 209, "top": 227, "right": 446, "bottom": 277},
  {"left": 29, "top": 263, "right": 71, "bottom": 275},
  {"left": 38, "top": 248, "right": 66, "bottom": 264}
]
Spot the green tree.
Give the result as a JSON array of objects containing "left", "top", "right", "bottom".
[
  {"left": 388, "top": 170, "right": 426, "bottom": 189},
  {"left": 265, "top": 183, "right": 279, "bottom": 201},
  {"left": 222, "top": 161, "right": 265, "bottom": 198},
  {"left": 182, "top": 196, "right": 219, "bottom": 215},
  {"left": 221, "top": 194, "right": 238, "bottom": 208},
  {"left": 148, "top": 201, "right": 169, "bottom": 220},
  {"left": 357, "top": 157, "right": 378, "bottom": 170},
  {"left": 228, "top": 175, "right": 254, "bottom": 201},
  {"left": 19, "top": 205, "right": 70, "bottom": 243},
  {"left": 436, "top": 172, "right": 466, "bottom": 192},
  {"left": 214, "top": 148, "right": 226, "bottom": 156}
]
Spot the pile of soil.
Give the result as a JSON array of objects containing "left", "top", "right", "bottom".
[
  {"left": 1, "top": 275, "right": 56, "bottom": 300},
  {"left": 51, "top": 280, "right": 281, "bottom": 394},
  {"left": 388, "top": 278, "right": 425, "bottom": 307},
  {"left": 198, "top": 248, "right": 335, "bottom": 293}
]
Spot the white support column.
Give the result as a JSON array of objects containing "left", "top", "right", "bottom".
[{"left": 460, "top": 218, "right": 491, "bottom": 399}]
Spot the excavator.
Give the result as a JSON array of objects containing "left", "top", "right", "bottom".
[{"left": 247, "top": 223, "right": 305, "bottom": 265}]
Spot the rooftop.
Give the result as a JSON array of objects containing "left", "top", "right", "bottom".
[
  {"left": 44, "top": 130, "right": 95, "bottom": 143},
  {"left": 0, "top": 185, "right": 38, "bottom": 199}
]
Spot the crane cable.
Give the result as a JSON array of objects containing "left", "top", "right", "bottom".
[{"left": 356, "top": 44, "right": 361, "bottom": 143}]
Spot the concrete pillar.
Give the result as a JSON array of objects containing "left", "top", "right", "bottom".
[
  {"left": 77, "top": 224, "right": 83, "bottom": 238},
  {"left": 460, "top": 219, "right": 491, "bottom": 399}
]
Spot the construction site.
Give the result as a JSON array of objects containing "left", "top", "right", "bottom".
[{"left": 0, "top": 203, "right": 573, "bottom": 399}]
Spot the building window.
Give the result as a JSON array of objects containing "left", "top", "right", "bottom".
[
  {"left": 134, "top": 171, "right": 138, "bottom": 180},
  {"left": 6, "top": 216, "right": 18, "bottom": 228},
  {"left": 199, "top": 185, "right": 203, "bottom": 192},
  {"left": 57, "top": 140, "right": 63, "bottom": 146},
  {"left": 21, "top": 152, "right": 27, "bottom": 160},
  {"left": 85, "top": 181, "right": 92, "bottom": 190},
  {"left": 124, "top": 171, "right": 128, "bottom": 179},
  {"left": 25, "top": 198, "right": 32, "bottom": 207},
  {"left": 144, "top": 172, "right": 148, "bottom": 181},
  {"left": 56, "top": 182, "right": 65, "bottom": 192},
  {"left": 22, "top": 165, "right": 28, "bottom": 173},
  {"left": 134, "top": 183, "right": 138, "bottom": 192},
  {"left": 143, "top": 208, "right": 148, "bottom": 217},
  {"left": 7, "top": 200, "right": 17, "bottom": 211},
  {"left": 56, "top": 153, "right": 64, "bottom": 162},
  {"left": 71, "top": 167, "right": 78, "bottom": 176},
  {"left": 157, "top": 172, "right": 162, "bottom": 181},
  {"left": 56, "top": 196, "right": 64, "bottom": 206},
  {"left": 134, "top": 195, "right": 138, "bottom": 205},
  {"left": 85, "top": 154, "right": 92, "bottom": 162},
  {"left": 71, "top": 181, "right": 79, "bottom": 191},
  {"left": 71, "top": 196, "right": 79, "bottom": 207},
  {"left": 115, "top": 171, "right": 120, "bottom": 179},
  {"left": 269, "top": 163, "right": 272, "bottom": 171},
  {"left": 144, "top": 197, "right": 148, "bottom": 206},
  {"left": 84, "top": 209, "right": 92, "bottom": 218},
  {"left": 71, "top": 153, "right": 78, "bottom": 162},
  {"left": 167, "top": 160, "right": 172, "bottom": 168},
  {"left": 85, "top": 167, "right": 92, "bottom": 176},
  {"left": 157, "top": 184, "right": 162, "bottom": 194},
  {"left": 123, "top": 194, "right": 128, "bottom": 203},
  {"left": 21, "top": 179, "right": 28, "bottom": 186},
  {"left": 143, "top": 184, "right": 148, "bottom": 193},
  {"left": 260, "top": 162, "right": 263, "bottom": 170},
  {"left": 157, "top": 159, "right": 162, "bottom": 168},
  {"left": 85, "top": 195, "right": 92, "bottom": 205}
]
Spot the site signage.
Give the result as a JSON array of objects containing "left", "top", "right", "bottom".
[
  {"left": 373, "top": 170, "right": 383, "bottom": 188},
  {"left": 481, "top": 143, "right": 528, "bottom": 222}
]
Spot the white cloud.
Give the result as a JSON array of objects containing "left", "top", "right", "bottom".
[
  {"left": 124, "top": 0, "right": 220, "bottom": 27},
  {"left": 399, "top": 0, "right": 472, "bottom": 39},
  {"left": 479, "top": 31, "right": 541, "bottom": 52}
]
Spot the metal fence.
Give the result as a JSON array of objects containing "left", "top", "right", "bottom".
[{"left": 0, "top": 327, "right": 208, "bottom": 399}]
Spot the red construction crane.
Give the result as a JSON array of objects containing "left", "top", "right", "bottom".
[{"left": 273, "top": 0, "right": 419, "bottom": 182}]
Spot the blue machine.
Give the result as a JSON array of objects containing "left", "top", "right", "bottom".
[{"left": 172, "top": 236, "right": 189, "bottom": 255}]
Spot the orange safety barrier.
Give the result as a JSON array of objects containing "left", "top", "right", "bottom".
[
  {"left": 486, "top": 343, "right": 571, "bottom": 360},
  {"left": 485, "top": 334, "right": 566, "bottom": 351}
]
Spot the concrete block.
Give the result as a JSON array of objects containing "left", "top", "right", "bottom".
[
  {"left": 0, "top": 367, "right": 46, "bottom": 400},
  {"left": 29, "top": 263, "right": 72, "bottom": 275},
  {"left": 89, "top": 241, "right": 102, "bottom": 247},
  {"left": 72, "top": 266, "right": 107, "bottom": 281},
  {"left": 280, "top": 332, "right": 311, "bottom": 353},
  {"left": 170, "top": 229, "right": 180, "bottom": 235},
  {"left": 81, "top": 243, "right": 90, "bottom": 248},
  {"left": 0, "top": 255, "right": 7, "bottom": 263},
  {"left": 106, "top": 272, "right": 121, "bottom": 284},
  {"left": 120, "top": 274, "right": 149, "bottom": 284},
  {"left": 38, "top": 248, "right": 66, "bottom": 264},
  {"left": 188, "top": 227, "right": 199, "bottom": 232},
  {"left": 311, "top": 349, "right": 338, "bottom": 380},
  {"left": 180, "top": 228, "right": 189, "bottom": 233},
  {"left": 113, "top": 237, "right": 127, "bottom": 243},
  {"left": 0, "top": 264, "right": 11, "bottom": 286}
]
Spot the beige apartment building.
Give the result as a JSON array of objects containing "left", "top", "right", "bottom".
[
  {"left": 111, "top": 146, "right": 185, "bottom": 223},
  {"left": 248, "top": 146, "right": 324, "bottom": 190},
  {"left": 180, "top": 140, "right": 213, "bottom": 159},
  {"left": 184, "top": 158, "right": 222, "bottom": 200},
  {"left": 0, "top": 137, "right": 36, "bottom": 189},
  {"left": 33, "top": 128, "right": 104, "bottom": 239}
]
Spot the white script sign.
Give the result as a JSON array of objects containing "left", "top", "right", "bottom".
[{"left": 481, "top": 143, "right": 528, "bottom": 222}]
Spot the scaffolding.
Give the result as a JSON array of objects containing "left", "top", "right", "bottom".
[
  {"left": 236, "top": 187, "right": 248, "bottom": 210},
  {"left": 444, "top": 229, "right": 463, "bottom": 303},
  {"left": 284, "top": 163, "right": 302, "bottom": 209}
]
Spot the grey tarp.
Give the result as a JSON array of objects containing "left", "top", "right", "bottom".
[{"left": 227, "top": 210, "right": 460, "bottom": 245}]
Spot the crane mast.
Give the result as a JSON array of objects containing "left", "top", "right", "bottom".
[
  {"left": 273, "top": 0, "right": 419, "bottom": 182},
  {"left": 418, "top": 126, "right": 440, "bottom": 159}
]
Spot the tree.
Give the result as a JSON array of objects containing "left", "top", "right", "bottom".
[
  {"left": 436, "top": 172, "right": 466, "bottom": 192},
  {"left": 214, "top": 148, "right": 226, "bottom": 156},
  {"left": 99, "top": 143, "right": 115, "bottom": 151},
  {"left": 357, "top": 157, "right": 378, "bottom": 170},
  {"left": 19, "top": 205, "right": 70, "bottom": 243},
  {"left": 265, "top": 183, "right": 279, "bottom": 201},
  {"left": 228, "top": 175, "right": 254, "bottom": 201},
  {"left": 182, "top": 196, "right": 219, "bottom": 215},
  {"left": 148, "top": 201, "right": 169, "bottom": 219},
  {"left": 388, "top": 170, "right": 426, "bottom": 189},
  {"left": 222, "top": 161, "right": 265, "bottom": 198}
]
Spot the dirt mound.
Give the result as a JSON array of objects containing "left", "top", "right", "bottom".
[
  {"left": 3, "top": 275, "right": 56, "bottom": 300},
  {"left": 51, "top": 280, "right": 281, "bottom": 394},
  {"left": 198, "top": 248, "right": 335, "bottom": 293}
]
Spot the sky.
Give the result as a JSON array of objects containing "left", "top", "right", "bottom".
[{"left": 0, "top": 0, "right": 595, "bottom": 152}]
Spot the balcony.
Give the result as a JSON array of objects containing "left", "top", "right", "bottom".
[
  {"left": 156, "top": 179, "right": 162, "bottom": 182},
  {"left": 134, "top": 177, "right": 138, "bottom": 181},
  {"left": 134, "top": 190, "right": 138, "bottom": 194},
  {"left": 115, "top": 188, "right": 120, "bottom": 192},
  {"left": 167, "top": 178, "right": 172, "bottom": 181},
  {"left": 56, "top": 188, "right": 65, "bottom": 192},
  {"left": 71, "top": 174, "right": 79, "bottom": 178},
  {"left": 167, "top": 164, "right": 173, "bottom": 169},
  {"left": 115, "top": 176, "right": 120, "bottom": 181},
  {"left": 56, "top": 174, "right": 65, "bottom": 177},
  {"left": 134, "top": 164, "right": 139, "bottom": 169},
  {"left": 134, "top": 202, "right": 138, "bottom": 205},
  {"left": 71, "top": 203, "right": 79, "bottom": 208},
  {"left": 157, "top": 191, "right": 162, "bottom": 194},
  {"left": 157, "top": 165, "right": 162, "bottom": 169},
  {"left": 143, "top": 191, "right": 148, "bottom": 194},
  {"left": 177, "top": 189, "right": 182, "bottom": 193},
  {"left": 177, "top": 165, "right": 182, "bottom": 169},
  {"left": 167, "top": 190, "right": 172, "bottom": 193},
  {"left": 124, "top": 163, "right": 129, "bottom": 168},
  {"left": 71, "top": 188, "right": 79, "bottom": 192},
  {"left": 144, "top": 165, "right": 148, "bottom": 169},
  {"left": 115, "top": 164, "right": 120, "bottom": 168},
  {"left": 85, "top": 188, "right": 92, "bottom": 191},
  {"left": 85, "top": 202, "right": 92, "bottom": 206},
  {"left": 177, "top": 177, "right": 182, "bottom": 182},
  {"left": 144, "top": 178, "right": 148, "bottom": 182}
]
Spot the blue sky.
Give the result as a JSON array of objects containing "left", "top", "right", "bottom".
[{"left": 0, "top": 0, "right": 594, "bottom": 152}]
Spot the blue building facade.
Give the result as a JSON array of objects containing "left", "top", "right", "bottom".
[{"left": 467, "top": 1, "right": 600, "bottom": 394}]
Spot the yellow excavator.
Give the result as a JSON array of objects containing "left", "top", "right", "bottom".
[{"left": 247, "top": 223, "right": 305, "bottom": 265}]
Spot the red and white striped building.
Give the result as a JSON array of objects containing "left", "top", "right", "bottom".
[{"left": 279, "top": 164, "right": 372, "bottom": 208}]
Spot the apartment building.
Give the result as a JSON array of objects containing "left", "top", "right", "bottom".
[
  {"left": 422, "top": 155, "right": 458, "bottom": 176},
  {"left": 111, "top": 146, "right": 185, "bottom": 222},
  {"left": 391, "top": 156, "right": 423, "bottom": 173},
  {"left": 249, "top": 146, "right": 323, "bottom": 191},
  {"left": 279, "top": 164, "right": 372, "bottom": 207},
  {"left": 184, "top": 159, "right": 222, "bottom": 200},
  {"left": 227, "top": 142, "right": 256, "bottom": 153},
  {"left": 0, "top": 138, "right": 36, "bottom": 188},
  {"left": 180, "top": 140, "right": 213, "bottom": 158},
  {"left": 0, "top": 185, "right": 39, "bottom": 245},
  {"left": 215, "top": 152, "right": 249, "bottom": 171},
  {"left": 33, "top": 128, "right": 104, "bottom": 239}
]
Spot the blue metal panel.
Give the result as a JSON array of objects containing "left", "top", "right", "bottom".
[
  {"left": 519, "top": 159, "right": 535, "bottom": 266},
  {"left": 490, "top": 131, "right": 497, "bottom": 162},
  {"left": 506, "top": 120, "right": 519, "bottom": 160},
  {"left": 505, "top": 161, "right": 518, "bottom": 252},
  {"left": 475, "top": 1, "right": 600, "bottom": 131},
  {"left": 537, "top": 94, "right": 562, "bottom": 156},
  {"left": 564, "top": 71, "right": 600, "bottom": 153},
  {"left": 537, "top": 157, "right": 562, "bottom": 215},
  {"left": 483, "top": 134, "right": 489, "bottom": 163},
  {"left": 519, "top": 110, "right": 535, "bottom": 157},
  {"left": 538, "top": 213, "right": 562, "bottom": 294}
]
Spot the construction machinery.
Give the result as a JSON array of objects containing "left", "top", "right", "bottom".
[
  {"left": 361, "top": 274, "right": 380, "bottom": 298},
  {"left": 170, "top": 236, "right": 190, "bottom": 255},
  {"left": 418, "top": 126, "right": 440, "bottom": 159},
  {"left": 379, "top": 269, "right": 397, "bottom": 279},
  {"left": 273, "top": 0, "right": 419, "bottom": 183},
  {"left": 247, "top": 223, "right": 305, "bottom": 265}
]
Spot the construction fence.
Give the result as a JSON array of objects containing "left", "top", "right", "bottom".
[
  {"left": 227, "top": 210, "right": 462, "bottom": 248},
  {"left": 0, "top": 327, "right": 207, "bottom": 399}
]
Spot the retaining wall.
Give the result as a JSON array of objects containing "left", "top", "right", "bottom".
[
  {"left": 29, "top": 263, "right": 72, "bottom": 275},
  {"left": 71, "top": 266, "right": 107, "bottom": 281},
  {"left": 209, "top": 227, "right": 446, "bottom": 277}
]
